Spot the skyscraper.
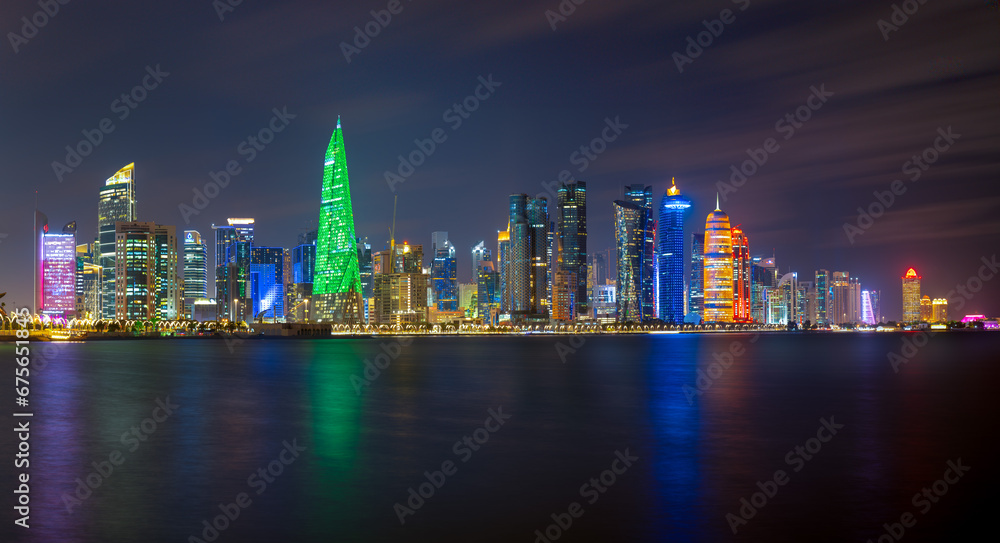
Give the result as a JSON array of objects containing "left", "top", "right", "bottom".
[
  {"left": 471, "top": 241, "right": 490, "bottom": 279},
  {"left": 551, "top": 269, "right": 578, "bottom": 322},
  {"left": 703, "top": 196, "right": 734, "bottom": 323},
  {"left": 41, "top": 226, "right": 76, "bottom": 319},
  {"left": 830, "top": 272, "right": 861, "bottom": 324},
  {"left": 657, "top": 179, "right": 691, "bottom": 323},
  {"left": 214, "top": 219, "right": 254, "bottom": 322},
  {"left": 814, "top": 269, "right": 829, "bottom": 326},
  {"left": 497, "top": 228, "right": 510, "bottom": 314},
  {"left": 183, "top": 231, "right": 208, "bottom": 299},
  {"left": 313, "top": 118, "right": 364, "bottom": 323},
  {"left": 731, "top": 225, "right": 751, "bottom": 323},
  {"left": 932, "top": 298, "right": 948, "bottom": 323},
  {"left": 114, "top": 222, "right": 156, "bottom": 320},
  {"left": 251, "top": 247, "right": 285, "bottom": 321},
  {"left": 432, "top": 240, "right": 458, "bottom": 311},
  {"left": 97, "top": 163, "right": 137, "bottom": 318},
  {"left": 556, "top": 181, "right": 587, "bottom": 318},
  {"left": 613, "top": 200, "right": 647, "bottom": 322},
  {"left": 861, "top": 290, "right": 877, "bottom": 325},
  {"left": 477, "top": 261, "right": 500, "bottom": 325},
  {"left": 153, "top": 225, "right": 180, "bottom": 319},
  {"left": 624, "top": 184, "right": 655, "bottom": 322},
  {"left": 902, "top": 268, "right": 921, "bottom": 322},
  {"left": 372, "top": 242, "right": 428, "bottom": 325},
  {"left": 919, "top": 295, "right": 933, "bottom": 322},
  {"left": 507, "top": 194, "right": 549, "bottom": 321},
  {"left": 689, "top": 232, "right": 704, "bottom": 319}
]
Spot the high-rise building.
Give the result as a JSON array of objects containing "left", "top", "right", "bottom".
[
  {"left": 432, "top": 240, "right": 458, "bottom": 311},
  {"left": 76, "top": 242, "right": 101, "bottom": 319},
  {"left": 213, "top": 219, "right": 254, "bottom": 322},
  {"left": 313, "top": 119, "right": 364, "bottom": 323},
  {"left": 497, "top": 229, "right": 511, "bottom": 314},
  {"left": 656, "top": 179, "right": 691, "bottom": 323},
  {"left": 97, "top": 163, "right": 137, "bottom": 318},
  {"left": 183, "top": 231, "right": 208, "bottom": 317},
  {"left": 358, "top": 237, "right": 373, "bottom": 299},
  {"left": 41, "top": 227, "right": 76, "bottom": 319},
  {"left": 507, "top": 194, "right": 549, "bottom": 321},
  {"left": 556, "top": 181, "right": 588, "bottom": 318},
  {"left": 902, "top": 268, "right": 921, "bottom": 322},
  {"left": 477, "top": 261, "right": 500, "bottom": 325},
  {"left": 751, "top": 257, "right": 775, "bottom": 324},
  {"left": 689, "top": 232, "right": 704, "bottom": 320},
  {"left": 613, "top": 200, "right": 647, "bottom": 322},
  {"left": 431, "top": 232, "right": 449, "bottom": 261},
  {"left": 932, "top": 298, "right": 948, "bottom": 323},
  {"left": 861, "top": 290, "right": 877, "bottom": 325},
  {"left": 251, "top": 247, "right": 285, "bottom": 321},
  {"left": 814, "top": 269, "right": 829, "bottom": 326},
  {"left": 731, "top": 225, "right": 751, "bottom": 323},
  {"left": 703, "top": 196, "right": 734, "bottom": 323},
  {"left": 114, "top": 222, "right": 157, "bottom": 320},
  {"left": 592, "top": 284, "right": 617, "bottom": 323},
  {"left": 154, "top": 225, "right": 180, "bottom": 319},
  {"left": 624, "top": 185, "right": 655, "bottom": 322},
  {"left": 551, "top": 269, "right": 578, "bottom": 322},
  {"left": 919, "top": 295, "right": 933, "bottom": 322},
  {"left": 830, "top": 272, "right": 861, "bottom": 324},
  {"left": 372, "top": 242, "right": 428, "bottom": 325},
  {"left": 471, "top": 241, "right": 490, "bottom": 279}
]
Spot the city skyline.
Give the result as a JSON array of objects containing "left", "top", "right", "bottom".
[{"left": 1, "top": 1, "right": 998, "bottom": 320}]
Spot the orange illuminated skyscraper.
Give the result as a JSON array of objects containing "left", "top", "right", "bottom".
[
  {"left": 901, "top": 267, "right": 921, "bottom": 322},
  {"left": 731, "top": 225, "right": 751, "bottom": 323},
  {"left": 703, "top": 195, "right": 734, "bottom": 323}
]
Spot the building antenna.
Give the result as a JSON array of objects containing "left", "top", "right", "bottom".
[
  {"left": 33, "top": 191, "right": 37, "bottom": 316},
  {"left": 390, "top": 194, "right": 398, "bottom": 253}
]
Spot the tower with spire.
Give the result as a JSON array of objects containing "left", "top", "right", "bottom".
[
  {"left": 313, "top": 117, "right": 363, "bottom": 323},
  {"left": 703, "top": 193, "right": 734, "bottom": 323}
]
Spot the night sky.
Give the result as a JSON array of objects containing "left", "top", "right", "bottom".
[{"left": 1, "top": 0, "right": 997, "bottom": 320}]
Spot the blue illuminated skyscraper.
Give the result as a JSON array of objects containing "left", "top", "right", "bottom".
[
  {"left": 432, "top": 239, "right": 458, "bottom": 311},
  {"left": 657, "top": 179, "right": 691, "bottom": 323},
  {"left": 251, "top": 246, "right": 285, "bottom": 321}
]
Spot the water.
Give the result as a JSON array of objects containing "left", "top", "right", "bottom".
[{"left": 1, "top": 333, "right": 997, "bottom": 542}]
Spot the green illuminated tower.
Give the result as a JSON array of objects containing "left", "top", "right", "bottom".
[{"left": 313, "top": 118, "right": 363, "bottom": 323}]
